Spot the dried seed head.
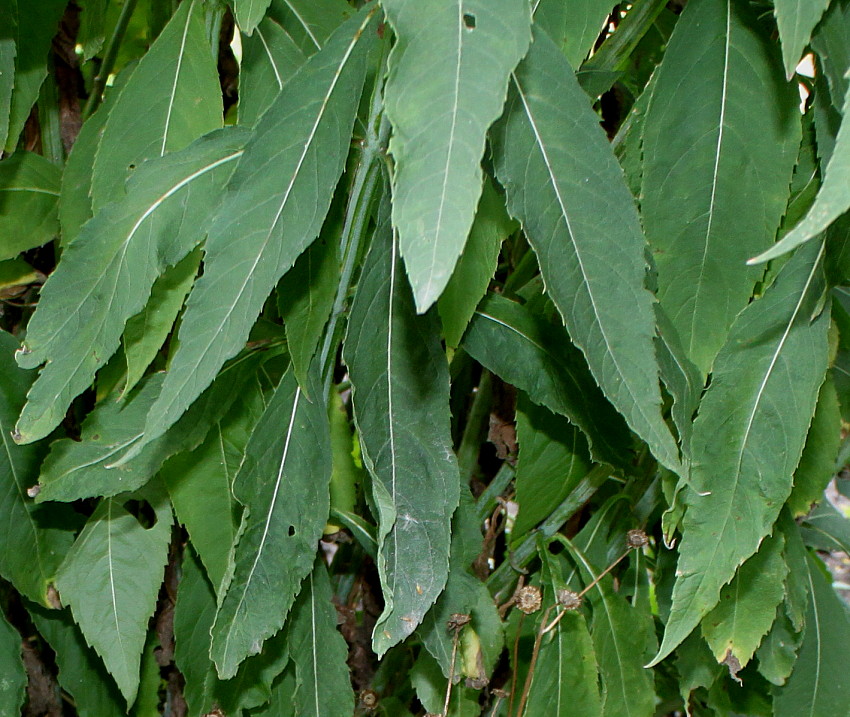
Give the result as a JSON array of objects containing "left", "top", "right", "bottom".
[
  {"left": 447, "top": 613, "right": 471, "bottom": 632},
  {"left": 359, "top": 689, "right": 379, "bottom": 710},
  {"left": 626, "top": 529, "right": 649, "bottom": 549},
  {"left": 516, "top": 585, "right": 542, "bottom": 614},
  {"left": 556, "top": 588, "right": 582, "bottom": 610}
]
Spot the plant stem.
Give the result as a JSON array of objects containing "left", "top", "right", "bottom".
[
  {"left": 82, "top": 0, "right": 140, "bottom": 120},
  {"left": 442, "top": 627, "right": 461, "bottom": 717},
  {"left": 515, "top": 605, "right": 553, "bottom": 717},
  {"left": 37, "top": 65, "right": 64, "bottom": 165},
  {"left": 456, "top": 370, "right": 492, "bottom": 481}
]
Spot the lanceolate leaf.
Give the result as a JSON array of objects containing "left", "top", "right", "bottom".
[
  {"left": 91, "top": 0, "right": 223, "bottom": 210},
  {"left": 641, "top": 0, "right": 800, "bottom": 373},
  {"left": 774, "top": 0, "right": 831, "bottom": 79},
  {"left": 238, "top": 16, "right": 306, "bottom": 127},
  {"left": 701, "top": 531, "right": 788, "bottom": 669},
  {"left": 382, "top": 0, "right": 532, "bottom": 311},
  {"left": 751, "top": 82, "right": 850, "bottom": 265},
  {"left": 651, "top": 241, "right": 830, "bottom": 665},
  {"left": 774, "top": 553, "right": 850, "bottom": 716},
  {"left": 463, "top": 293, "right": 631, "bottom": 467},
  {"left": 0, "top": 330, "right": 72, "bottom": 605},
  {"left": 492, "top": 27, "right": 681, "bottom": 475},
  {"left": 268, "top": 0, "right": 354, "bottom": 55},
  {"left": 345, "top": 217, "right": 460, "bottom": 656},
  {"left": 0, "top": 610, "right": 25, "bottom": 717},
  {"left": 15, "top": 127, "right": 249, "bottom": 444},
  {"left": 210, "top": 366, "right": 332, "bottom": 679},
  {"left": 55, "top": 489, "right": 172, "bottom": 706},
  {"left": 129, "top": 9, "right": 375, "bottom": 458},
  {"left": 287, "top": 563, "right": 354, "bottom": 717},
  {"left": 233, "top": 0, "right": 274, "bottom": 35},
  {"left": 532, "top": 0, "right": 616, "bottom": 68},
  {"left": 0, "top": 151, "right": 61, "bottom": 261}
]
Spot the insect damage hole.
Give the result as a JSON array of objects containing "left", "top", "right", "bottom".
[
  {"left": 288, "top": 525, "right": 296, "bottom": 537},
  {"left": 463, "top": 12, "right": 476, "bottom": 29}
]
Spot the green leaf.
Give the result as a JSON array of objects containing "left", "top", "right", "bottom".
[
  {"left": 268, "top": 0, "right": 354, "bottom": 55},
  {"left": 0, "top": 330, "right": 72, "bottom": 604},
  {"left": 641, "top": 0, "right": 801, "bottom": 372},
  {"left": 788, "top": 375, "right": 842, "bottom": 516},
  {"left": 3, "top": 0, "right": 66, "bottom": 153},
  {"left": 565, "top": 540, "right": 656, "bottom": 717},
  {"left": 55, "top": 489, "right": 172, "bottom": 705},
  {"left": 811, "top": 0, "right": 850, "bottom": 109},
  {"left": 774, "top": 553, "right": 850, "bottom": 716},
  {"left": 15, "top": 126, "right": 248, "bottom": 444},
  {"left": 0, "top": 151, "right": 61, "bottom": 261},
  {"left": 122, "top": 248, "right": 200, "bottom": 397},
  {"left": 327, "top": 387, "right": 361, "bottom": 519},
  {"left": 800, "top": 500, "right": 850, "bottom": 554},
  {"left": 701, "top": 532, "right": 788, "bottom": 670},
  {"left": 410, "top": 652, "right": 480, "bottom": 717},
  {"left": 210, "top": 366, "right": 332, "bottom": 678},
  {"left": 27, "top": 604, "right": 124, "bottom": 717},
  {"left": 287, "top": 562, "right": 354, "bottom": 717},
  {"left": 756, "top": 609, "right": 803, "bottom": 687},
  {"left": 162, "top": 373, "right": 267, "bottom": 594},
  {"left": 0, "top": 611, "right": 25, "bottom": 717},
  {"left": 90, "top": 0, "right": 223, "bottom": 211},
  {"left": 751, "top": 81, "right": 850, "bottom": 265},
  {"left": 278, "top": 234, "right": 339, "bottom": 392},
  {"left": 238, "top": 16, "right": 306, "bottom": 127},
  {"left": 382, "top": 0, "right": 531, "bottom": 311},
  {"left": 493, "top": 26, "right": 681, "bottom": 475},
  {"left": 173, "top": 547, "right": 291, "bottom": 716},
  {"left": 774, "top": 0, "right": 831, "bottom": 80},
  {"left": 233, "top": 0, "right": 273, "bottom": 35},
  {"left": 651, "top": 241, "right": 831, "bottom": 665},
  {"left": 345, "top": 214, "right": 460, "bottom": 656},
  {"left": 513, "top": 394, "right": 591, "bottom": 538},
  {"left": 129, "top": 9, "right": 374, "bottom": 456},
  {"left": 437, "top": 177, "right": 515, "bottom": 349},
  {"left": 532, "top": 0, "right": 615, "bottom": 68},
  {"left": 0, "top": 4, "right": 14, "bottom": 151},
  {"left": 463, "top": 292, "right": 631, "bottom": 467},
  {"left": 36, "top": 350, "right": 265, "bottom": 503}
]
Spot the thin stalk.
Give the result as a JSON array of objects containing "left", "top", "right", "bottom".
[
  {"left": 515, "top": 605, "right": 554, "bottom": 717},
  {"left": 442, "top": 628, "right": 462, "bottom": 717},
  {"left": 475, "top": 463, "right": 515, "bottom": 524},
  {"left": 319, "top": 37, "right": 391, "bottom": 393},
  {"left": 82, "top": 0, "right": 140, "bottom": 120},
  {"left": 507, "top": 613, "right": 525, "bottom": 717}
]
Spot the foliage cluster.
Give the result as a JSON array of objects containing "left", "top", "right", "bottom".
[{"left": 2, "top": 0, "right": 850, "bottom": 715}]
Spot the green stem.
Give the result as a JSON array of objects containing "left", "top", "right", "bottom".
[
  {"left": 487, "top": 465, "right": 610, "bottom": 603},
  {"left": 456, "top": 370, "right": 493, "bottom": 482},
  {"left": 82, "top": 0, "right": 140, "bottom": 120},
  {"left": 37, "top": 64, "right": 64, "bottom": 165}
]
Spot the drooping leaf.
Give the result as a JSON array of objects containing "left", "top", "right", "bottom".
[
  {"left": 162, "top": 372, "right": 268, "bottom": 594},
  {"left": 492, "top": 26, "right": 681, "bottom": 475},
  {"left": 233, "top": 0, "right": 273, "bottom": 35},
  {"left": 774, "top": 553, "right": 850, "bottom": 716},
  {"left": 3, "top": 0, "right": 66, "bottom": 154},
  {"left": 382, "top": 0, "right": 532, "bottom": 311},
  {"left": 36, "top": 350, "right": 265, "bottom": 503},
  {"left": 788, "top": 375, "right": 842, "bottom": 516},
  {"left": 91, "top": 0, "right": 223, "bottom": 210},
  {"left": 437, "top": 177, "right": 515, "bottom": 349},
  {"left": 0, "top": 610, "right": 25, "bottom": 717},
  {"left": 267, "top": 0, "right": 353, "bottom": 55},
  {"left": 532, "top": 0, "right": 615, "bottom": 69},
  {"left": 54, "top": 488, "right": 172, "bottom": 705},
  {"left": 129, "top": 9, "right": 375, "bottom": 457},
  {"left": 513, "top": 394, "right": 591, "bottom": 538},
  {"left": 774, "top": 0, "right": 832, "bottom": 80},
  {"left": 0, "top": 330, "right": 72, "bottom": 604},
  {"left": 751, "top": 81, "right": 850, "bottom": 265},
  {"left": 565, "top": 539, "right": 656, "bottom": 717},
  {"left": 287, "top": 562, "right": 354, "bottom": 717},
  {"left": 0, "top": 151, "right": 61, "bottom": 261},
  {"left": 15, "top": 126, "right": 249, "bottom": 444},
  {"left": 651, "top": 241, "right": 831, "bottom": 665},
  {"left": 700, "top": 531, "right": 788, "bottom": 670},
  {"left": 327, "top": 386, "right": 362, "bottom": 520},
  {"left": 463, "top": 292, "right": 631, "bottom": 467},
  {"left": 238, "top": 16, "right": 306, "bottom": 127},
  {"left": 278, "top": 234, "right": 339, "bottom": 392},
  {"left": 27, "top": 604, "right": 124, "bottom": 717},
  {"left": 641, "top": 0, "right": 800, "bottom": 372},
  {"left": 173, "top": 547, "right": 291, "bottom": 716},
  {"left": 210, "top": 366, "right": 332, "bottom": 678},
  {"left": 345, "top": 213, "right": 460, "bottom": 656},
  {"left": 122, "top": 248, "right": 201, "bottom": 396}
]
